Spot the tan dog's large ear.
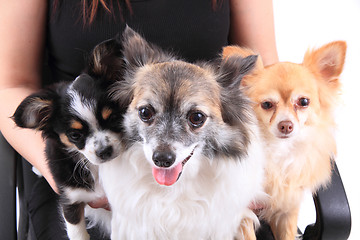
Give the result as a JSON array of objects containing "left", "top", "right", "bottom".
[
  {"left": 222, "top": 45, "right": 264, "bottom": 87},
  {"left": 303, "top": 41, "right": 347, "bottom": 85}
]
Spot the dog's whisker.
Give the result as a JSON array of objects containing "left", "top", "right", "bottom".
[{"left": 72, "top": 155, "right": 93, "bottom": 187}]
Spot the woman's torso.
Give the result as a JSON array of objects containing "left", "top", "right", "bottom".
[{"left": 46, "top": 0, "right": 230, "bottom": 83}]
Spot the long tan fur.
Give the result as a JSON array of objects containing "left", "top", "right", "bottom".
[{"left": 224, "top": 41, "right": 346, "bottom": 240}]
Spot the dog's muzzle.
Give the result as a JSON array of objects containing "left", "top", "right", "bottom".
[{"left": 151, "top": 147, "right": 195, "bottom": 186}]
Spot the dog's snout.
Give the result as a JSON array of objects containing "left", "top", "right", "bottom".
[
  {"left": 278, "top": 120, "right": 293, "bottom": 135},
  {"left": 153, "top": 150, "right": 176, "bottom": 168},
  {"left": 96, "top": 145, "right": 113, "bottom": 160}
]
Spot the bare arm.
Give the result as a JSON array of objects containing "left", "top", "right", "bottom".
[
  {"left": 0, "top": 0, "right": 58, "bottom": 192},
  {"left": 229, "top": 0, "right": 279, "bottom": 66}
]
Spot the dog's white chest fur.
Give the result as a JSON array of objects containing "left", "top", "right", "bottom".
[{"left": 100, "top": 138, "right": 264, "bottom": 240}]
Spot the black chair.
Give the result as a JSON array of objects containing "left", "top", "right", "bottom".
[
  {"left": 0, "top": 132, "right": 17, "bottom": 240},
  {"left": 303, "top": 162, "right": 352, "bottom": 240},
  {"left": 0, "top": 132, "right": 352, "bottom": 240}
]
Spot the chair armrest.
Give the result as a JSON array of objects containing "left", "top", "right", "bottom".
[
  {"left": 303, "top": 162, "right": 352, "bottom": 240},
  {"left": 0, "top": 132, "right": 17, "bottom": 240}
]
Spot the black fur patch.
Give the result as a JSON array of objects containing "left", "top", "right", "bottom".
[
  {"left": 12, "top": 84, "right": 63, "bottom": 135},
  {"left": 86, "top": 35, "right": 125, "bottom": 88},
  {"left": 63, "top": 202, "right": 85, "bottom": 225}
]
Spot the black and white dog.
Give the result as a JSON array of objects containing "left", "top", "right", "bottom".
[
  {"left": 13, "top": 37, "right": 125, "bottom": 240},
  {"left": 100, "top": 27, "right": 266, "bottom": 239}
]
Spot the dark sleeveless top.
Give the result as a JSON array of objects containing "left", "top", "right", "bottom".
[{"left": 46, "top": 0, "right": 230, "bottom": 83}]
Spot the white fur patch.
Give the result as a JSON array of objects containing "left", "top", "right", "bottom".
[
  {"left": 64, "top": 216, "right": 90, "bottom": 240},
  {"left": 67, "top": 87, "right": 97, "bottom": 127},
  {"left": 81, "top": 130, "right": 122, "bottom": 165},
  {"left": 100, "top": 126, "right": 265, "bottom": 239},
  {"left": 64, "top": 188, "right": 103, "bottom": 205}
]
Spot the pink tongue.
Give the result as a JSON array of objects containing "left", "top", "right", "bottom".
[{"left": 152, "top": 162, "right": 183, "bottom": 186}]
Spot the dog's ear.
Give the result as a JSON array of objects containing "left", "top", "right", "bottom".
[
  {"left": 217, "top": 55, "right": 257, "bottom": 126},
  {"left": 222, "top": 46, "right": 264, "bottom": 70},
  {"left": 86, "top": 35, "right": 124, "bottom": 86},
  {"left": 303, "top": 41, "right": 346, "bottom": 111},
  {"left": 303, "top": 41, "right": 346, "bottom": 87},
  {"left": 121, "top": 26, "right": 174, "bottom": 69},
  {"left": 110, "top": 26, "right": 174, "bottom": 108},
  {"left": 217, "top": 55, "right": 258, "bottom": 89},
  {"left": 222, "top": 46, "right": 263, "bottom": 87},
  {"left": 12, "top": 88, "right": 59, "bottom": 131}
]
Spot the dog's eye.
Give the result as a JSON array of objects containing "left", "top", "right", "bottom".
[
  {"left": 188, "top": 111, "right": 207, "bottom": 128},
  {"left": 296, "top": 97, "right": 310, "bottom": 108},
  {"left": 139, "top": 106, "right": 155, "bottom": 123},
  {"left": 67, "top": 131, "right": 83, "bottom": 142},
  {"left": 261, "top": 101, "right": 274, "bottom": 110}
]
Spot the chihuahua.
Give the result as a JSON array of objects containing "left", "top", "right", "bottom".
[
  {"left": 13, "top": 36, "right": 126, "bottom": 240},
  {"left": 99, "top": 27, "right": 266, "bottom": 239},
  {"left": 224, "top": 41, "right": 346, "bottom": 239}
]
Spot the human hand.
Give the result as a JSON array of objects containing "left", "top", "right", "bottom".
[{"left": 88, "top": 197, "right": 111, "bottom": 211}]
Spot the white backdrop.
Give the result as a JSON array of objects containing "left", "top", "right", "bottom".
[{"left": 273, "top": 0, "right": 360, "bottom": 239}]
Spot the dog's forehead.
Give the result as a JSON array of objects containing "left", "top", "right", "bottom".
[
  {"left": 257, "top": 63, "right": 318, "bottom": 102},
  {"left": 65, "top": 85, "right": 98, "bottom": 128},
  {"left": 131, "top": 61, "right": 221, "bottom": 110},
  {"left": 137, "top": 61, "right": 213, "bottom": 86}
]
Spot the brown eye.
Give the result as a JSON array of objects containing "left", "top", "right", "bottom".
[
  {"left": 261, "top": 101, "right": 274, "bottom": 110},
  {"left": 296, "top": 97, "right": 310, "bottom": 108},
  {"left": 138, "top": 106, "right": 155, "bottom": 123},
  {"left": 67, "top": 130, "right": 83, "bottom": 142},
  {"left": 188, "top": 111, "right": 207, "bottom": 128}
]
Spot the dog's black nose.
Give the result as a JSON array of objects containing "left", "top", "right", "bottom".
[
  {"left": 153, "top": 150, "right": 176, "bottom": 168},
  {"left": 96, "top": 146, "right": 113, "bottom": 160}
]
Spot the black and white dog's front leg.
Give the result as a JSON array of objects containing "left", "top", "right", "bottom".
[{"left": 62, "top": 203, "right": 89, "bottom": 240}]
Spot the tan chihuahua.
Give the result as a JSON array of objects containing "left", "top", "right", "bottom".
[{"left": 224, "top": 41, "right": 346, "bottom": 240}]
